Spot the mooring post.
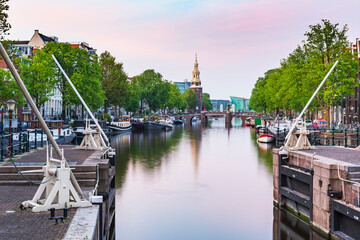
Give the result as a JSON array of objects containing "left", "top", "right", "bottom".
[
  {"left": 34, "top": 129, "right": 37, "bottom": 149},
  {"left": 332, "top": 126, "right": 335, "bottom": 146},
  {"left": 19, "top": 131, "right": 22, "bottom": 154},
  {"left": 0, "top": 134, "right": 3, "bottom": 161},
  {"left": 344, "top": 128, "right": 348, "bottom": 148},
  {"left": 10, "top": 133, "right": 13, "bottom": 158},
  {"left": 276, "top": 127, "right": 280, "bottom": 148},
  {"left": 41, "top": 129, "right": 44, "bottom": 147},
  {"left": 26, "top": 131, "right": 29, "bottom": 152}
]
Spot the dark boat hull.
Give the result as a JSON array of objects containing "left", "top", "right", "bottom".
[
  {"left": 143, "top": 121, "right": 173, "bottom": 131},
  {"left": 173, "top": 120, "right": 183, "bottom": 125},
  {"left": 143, "top": 121, "right": 164, "bottom": 130},
  {"left": 131, "top": 122, "right": 144, "bottom": 131}
]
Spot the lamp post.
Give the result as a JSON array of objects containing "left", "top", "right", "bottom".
[{"left": 6, "top": 99, "right": 15, "bottom": 155}]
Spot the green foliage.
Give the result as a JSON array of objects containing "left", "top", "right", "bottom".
[
  {"left": 132, "top": 69, "right": 171, "bottom": 112},
  {"left": 124, "top": 82, "right": 140, "bottom": 113},
  {"left": 39, "top": 42, "right": 104, "bottom": 118},
  {"left": 202, "top": 92, "right": 213, "bottom": 111},
  {"left": 250, "top": 19, "right": 358, "bottom": 114},
  {"left": 99, "top": 51, "right": 129, "bottom": 110},
  {"left": 19, "top": 51, "right": 57, "bottom": 109},
  {"left": 0, "top": 0, "right": 10, "bottom": 39},
  {"left": 0, "top": 68, "right": 23, "bottom": 105},
  {"left": 99, "top": 113, "right": 111, "bottom": 122},
  {"left": 185, "top": 89, "right": 197, "bottom": 111}
]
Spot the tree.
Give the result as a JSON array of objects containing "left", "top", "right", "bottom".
[
  {"left": 133, "top": 69, "right": 170, "bottom": 113},
  {"left": 304, "top": 19, "right": 348, "bottom": 64},
  {"left": 39, "top": 42, "right": 104, "bottom": 119},
  {"left": 304, "top": 19, "right": 357, "bottom": 123},
  {"left": 19, "top": 51, "right": 57, "bottom": 110},
  {"left": 166, "top": 83, "right": 186, "bottom": 112},
  {"left": 0, "top": 68, "right": 23, "bottom": 105},
  {"left": 124, "top": 82, "right": 140, "bottom": 114},
  {"left": 0, "top": 0, "right": 10, "bottom": 39},
  {"left": 249, "top": 19, "right": 358, "bottom": 122},
  {"left": 99, "top": 51, "right": 129, "bottom": 117},
  {"left": 202, "top": 93, "right": 213, "bottom": 111},
  {"left": 185, "top": 89, "right": 197, "bottom": 112}
]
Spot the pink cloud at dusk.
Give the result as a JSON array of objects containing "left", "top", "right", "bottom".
[{"left": 7, "top": 0, "right": 360, "bottom": 99}]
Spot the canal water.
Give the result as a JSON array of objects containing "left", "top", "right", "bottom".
[{"left": 113, "top": 118, "right": 327, "bottom": 240}]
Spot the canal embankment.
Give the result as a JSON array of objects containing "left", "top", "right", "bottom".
[
  {"left": 0, "top": 144, "right": 115, "bottom": 240},
  {"left": 274, "top": 145, "right": 360, "bottom": 239}
]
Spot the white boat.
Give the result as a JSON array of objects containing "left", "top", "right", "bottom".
[
  {"left": 258, "top": 142, "right": 273, "bottom": 151},
  {"left": 257, "top": 134, "right": 275, "bottom": 143},
  {"left": 267, "top": 119, "right": 291, "bottom": 135},
  {"left": 158, "top": 118, "right": 173, "bottom": 125},
  {"left": 107, "top": 121, "right": 132, "bottom": 132},
  {"left": 107, "top": 116, "right": 132, "bottom": 133}
]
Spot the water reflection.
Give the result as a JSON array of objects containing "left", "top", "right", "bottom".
[
  {"left": 249, "top": 128, "right": 274, "bottom": 173},
  {"left": 113, "top": 127, "right": 184, "bottom": 189},
  {"left": 185, "top": 122, "right": 202, "bottom": 177},
  {"left": 113, "top": 119, "right": 324, "bottom": 240},
  {"left": 273, "top": 207, "right": 328, "bottom": 240}
]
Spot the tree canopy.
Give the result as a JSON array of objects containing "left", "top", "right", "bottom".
[
  {"left": 202, "top": 93, "right": 213, "bottom": 111},
  {"left": 99, "top": 51, "right": 129, "bottom": 115},
  {"left": 250, "top": 19, "right": 358, "bottom": 118},
  {"left": 37, "top": 42, "right": 105, "bottom": 118},
  {"left": 0, "top": 0, "right": 10, "bottom": 39}
]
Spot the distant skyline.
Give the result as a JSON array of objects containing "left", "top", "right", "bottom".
[{"left": 7, "top": 0, "right": 360, "bottom": 99}]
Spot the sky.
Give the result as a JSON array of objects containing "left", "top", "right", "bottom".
[{"left": 6, "top": 0, "right": 360, "bottom": 99}]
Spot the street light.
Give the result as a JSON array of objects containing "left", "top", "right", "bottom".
[{"left": 6, "top": 99, "right": 16, "bottom": 156}]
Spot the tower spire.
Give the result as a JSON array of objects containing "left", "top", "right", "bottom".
[{"left": 190, "top": 53, "right": 203, "bottom": 112}]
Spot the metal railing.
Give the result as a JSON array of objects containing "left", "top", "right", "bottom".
[
  {"left": 272, "top": 126, "right": 360, "bottom": 148},
  {"left": 0, "top": 129, "right": 47, "bottom": 161}
]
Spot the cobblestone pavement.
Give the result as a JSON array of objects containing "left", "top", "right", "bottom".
[
  {"left": 300, "top": 146, "right": 360, "bottom": 165},
  {"left": 0, "top": 144, "right": 97, "bottom": 239},
  {"left": 3, "top": 144, "right": 96, "bottom": 165},
  {"left": 0, "top": 186, "right": 95, "bottom": 240}
]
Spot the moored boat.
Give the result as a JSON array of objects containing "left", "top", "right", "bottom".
[
  {"left": 143, "top": 121, "right": 164, "bottom": 130},
  {"left": 107, "top": 121, "right": 132, "bottom": 132},
  {"left": 107, "top": 116, "right": 132, "bottom": 133},
  {"left": 257, "top": 134, "right": 275, "bottom": 143},
  {"left": 131, "top": 121, "right": 144, "bottom": 131},
  {"left": 255, "top": 125, "right": 266, "bottom": 134},
  {"left": 173, "top": 119, "right": 183, "bottom": 125},
  {"left": 244, "top": 117, "right": 252, "bottom": 126},
  {"left": 143, "top": 121, "right": 173, "bottom": 131}
]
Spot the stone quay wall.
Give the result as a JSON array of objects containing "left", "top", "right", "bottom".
[{"left": 273, "top": 147, "right": 360, "bottom": 238}]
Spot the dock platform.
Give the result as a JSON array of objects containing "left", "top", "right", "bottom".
[{"left": 0, "top": 144, "right": 115, "bottom": 240}]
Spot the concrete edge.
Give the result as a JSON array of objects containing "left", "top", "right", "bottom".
[{"left": 63, "top": 205, "right": 99, "bottom": 240}]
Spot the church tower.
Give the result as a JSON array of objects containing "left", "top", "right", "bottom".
[{"left": 190, "top": 53, "right": 203, "bottom": 112}]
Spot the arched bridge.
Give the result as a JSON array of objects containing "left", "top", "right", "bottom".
[{"left": 174, "top": 112, "right": 263, "bottom": 125}]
